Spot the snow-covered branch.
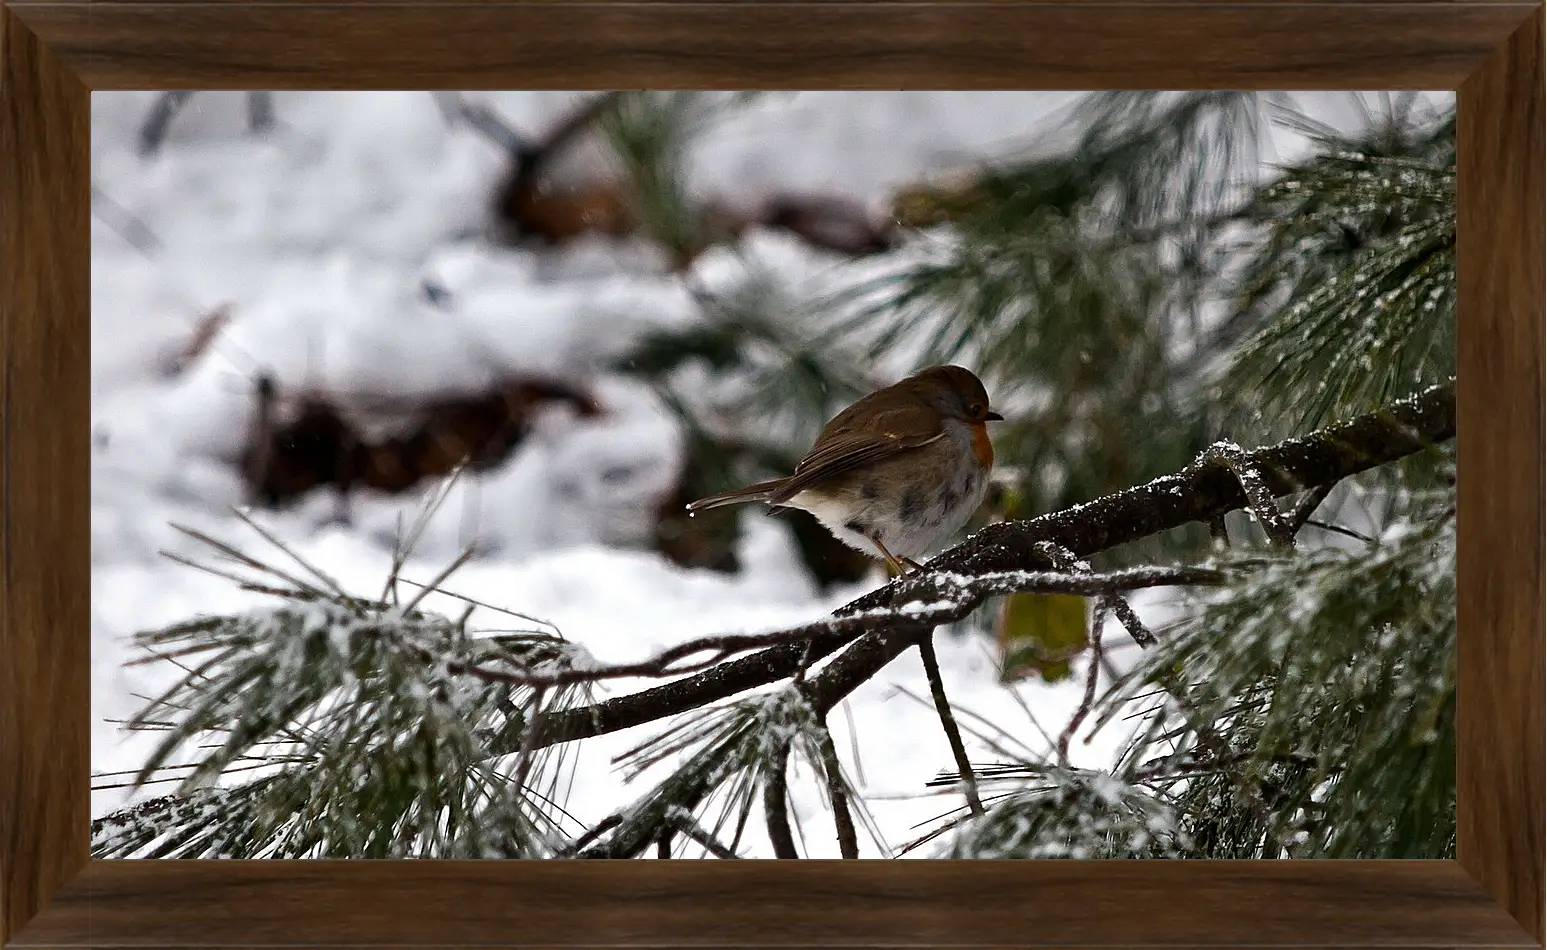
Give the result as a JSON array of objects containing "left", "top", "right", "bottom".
[
  {"left": 465, "top": 565, "right": 1226, "bottom": 689},
  {"left": 526, "top": 379, "right": 1455, "bottom": 750}
]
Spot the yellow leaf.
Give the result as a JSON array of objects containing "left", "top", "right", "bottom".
[
  {"left": 890, "top": 174, "right": 991, "bottom": 228},
  {"left": 997, "top": 592, "right": 1089, "bottom": 684}
]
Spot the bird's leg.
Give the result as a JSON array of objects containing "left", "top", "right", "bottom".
[
  {"left": 901, "top": 557, "right": 925, "bottom": 572},
  {"left": 869, "top": 537, "right": 909, "bottom": 577}
]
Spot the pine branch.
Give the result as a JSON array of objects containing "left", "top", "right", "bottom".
[
  {"left": 1113, "top": 498, "right": 1457, "bottom": 858},
  {"left": 578, "top": 690, "right": 821, "bottom": 860},
  {"left": 524, "top": 379, "right": 1452, "bottom": 752}
]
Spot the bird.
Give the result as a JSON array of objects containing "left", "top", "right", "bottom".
[{"left": 685, "top": 364, "right": 1003, "bottom": 575}]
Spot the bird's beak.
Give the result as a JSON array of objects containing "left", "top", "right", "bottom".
[{"left": 985, "top": 410, "right": 1005, "bottom": 421}]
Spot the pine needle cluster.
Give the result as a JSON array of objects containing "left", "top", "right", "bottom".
[{"left": 94, "top": 506, "right": 595, "bottom": 859}]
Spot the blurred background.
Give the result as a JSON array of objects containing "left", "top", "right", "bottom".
[{"left": 91, "top": 91, "right": 1456, "bottom": 857}]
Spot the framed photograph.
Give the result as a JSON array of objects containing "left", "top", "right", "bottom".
[{"left": 4, "top": 3, "right": 1541, "bottom": 947}]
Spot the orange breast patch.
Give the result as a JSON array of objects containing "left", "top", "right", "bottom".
[{"left": 971, "top": 422, "right": 995, "bottom": 469}]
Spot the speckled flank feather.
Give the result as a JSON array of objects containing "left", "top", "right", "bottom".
[{"left": 784, "top": 417, "right": 990, "bottom": 560}]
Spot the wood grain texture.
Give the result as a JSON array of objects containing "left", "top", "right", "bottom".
[
  {"left": 1456, "top": 6, "right": 1547, "bottom": 945},
  {"left": 6, "top": 0, "right": 1516, "bottom": 5},
  {"left": 0, "top": 5, "right": 91, "bottom": 947},
  {"left": 7, "top": 2, "right": 1537, "bottom": 90},
  {"left": 0, "top": 0, "right": 1541, "bottom": 947},
  {"left": 9, "top": 860, "right": 1539, "bottom": 947}
]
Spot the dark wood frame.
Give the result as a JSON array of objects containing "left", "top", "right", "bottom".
[{"left": 2, "top": 2, "right": 1541, "bottom": 946}]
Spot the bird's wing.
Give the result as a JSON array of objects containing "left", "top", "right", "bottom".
[{"left": 768, "top": 402, "right": 944, "bottom": 505}]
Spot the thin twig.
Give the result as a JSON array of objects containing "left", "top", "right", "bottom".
[
  {"left": 1288, "top": 483, "right": 1336, "bottom": 537},
  {"left": 764, "top": 741, "right": 798, "bottom": 859},
  {"left": 917, "top": 634, "right": 983, "bottom": 818},
  {"left": 138, "top": 91, "right": 195, "bottom": 157},
  {"left": 90, "top": 186, "right": 162, "bottom": 253},
  {"left": 1056, "top": 605, "right": 1109, "bottom": 766},
  {"left": 791, "top": 637, "right": 819, "bottom": 684},
  {"left": 555, "top": 813, "right": 623, "bottom": 857},
  {"left": 507, "top": 686, "right": 550, "bottom": 796},
  {"left": 1106, "top": 595, "right": 1157, "bottom": 649},
  {"left": 665, "top": 806, "right": 742, "bottom": 859},
  {"left": 399, "top": 545, "right": 478, "bottom": 616},
  {"left": 246, "top": 92, "right": 275, "bottom": 134},
  {"left": 1034, "top": 539, "right": 1157, "bottom": 649},
  {"left": 813, "top": 723, "right": 860, "bottom": 858}
]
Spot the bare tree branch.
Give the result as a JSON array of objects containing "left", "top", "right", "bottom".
[
  {"left": 1033, "top": 539, "right": 1157, "bottom": 649},
  {"left": 918, "top": 636, "right": 984, "bottom": 818}
]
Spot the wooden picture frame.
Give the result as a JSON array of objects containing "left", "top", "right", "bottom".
[{"left": 3, "top": 2, "right": 1542, "bottom": 946}]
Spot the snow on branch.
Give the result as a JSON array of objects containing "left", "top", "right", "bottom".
[
  {"left": 462, "top": 564, "right": 1226, "bottom": 689},
  {"left": 524, "top": 379, "right": 1455, "bottom": 751}
]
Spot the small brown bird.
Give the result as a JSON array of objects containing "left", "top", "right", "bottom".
[{"left": 686, "top": 365, "right": 1003, "bottom": 574}]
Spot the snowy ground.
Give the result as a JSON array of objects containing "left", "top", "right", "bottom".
[{"left": 90, "top": 90, "right": 1442, "bottom": 858}]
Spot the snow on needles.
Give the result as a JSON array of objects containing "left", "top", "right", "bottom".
[{"left": 92, "top": 91, "right": 1366, "bottom": 858}]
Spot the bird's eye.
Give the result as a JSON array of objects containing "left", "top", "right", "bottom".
[{"left": 968, "top": 403, "right": 984, "bottom": 416}]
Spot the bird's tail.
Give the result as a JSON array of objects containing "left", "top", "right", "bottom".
[{"left": 685, "top": 478, "right": 788, "bottom": 513}]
